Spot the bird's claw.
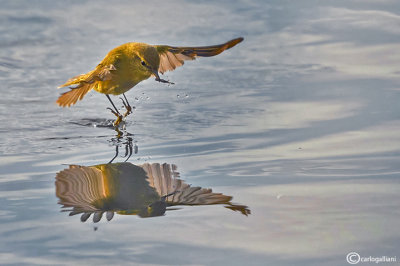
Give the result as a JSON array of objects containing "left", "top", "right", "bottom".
[
  {"left": 107, "top": 107, "right": 123, "bottom": 127},
  {"left": 113, "top": 115, "right": 123, "bottom": 127},
  {"left": 120, "top": 97, "right": 133, "bottom": 117},
  {"left": 107, "top": 107, "right": 120, "bottom": 117},
  {"left": 114, "top": 127, "right": 123, "bottom": 138}
]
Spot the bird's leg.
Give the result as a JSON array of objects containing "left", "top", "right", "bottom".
[
  {"left": 120, "top": 93, "right": 134, "bottom": 118},
  {"left": 106, "top": 94, "right": 123, "bottom": 127},
  {"left": 124, "top": 137, "right": 133, "bottom": 162},
  {"left": 107, "top": 107, "right": 123, "bottom": 128},
  {"left": 108, "top": 145, "right": 119, "bottom": 164},
  {"left": 114, "top": 127, "right": 123, "bottom": 138}
]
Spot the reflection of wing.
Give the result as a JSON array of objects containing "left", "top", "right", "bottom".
[
  {"left": 55, "top": 165, "right": 104, "bottom": 213},
  {"left": 142, "top": 163, "right": 248, "bottom": 213},
  {"left": 155, "top": 37, "right": 243, "bottom": 74}
]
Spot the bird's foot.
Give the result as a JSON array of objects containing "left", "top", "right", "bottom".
[
  {"left": 114, "top": 127, "right": 123, "bottom": 138},
  {"left": 113, "top": 115, "right": 123, "bottom": 127},
  {"left": 120, "top": 97, "right": 134, "bottom": 118},
  {"left": 107, "top": 107, "right": 123, "bottom": 127}
]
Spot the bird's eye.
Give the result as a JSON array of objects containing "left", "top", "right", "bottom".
[{"left": 141, "top": 61, "right": 147, "bottom": 66}]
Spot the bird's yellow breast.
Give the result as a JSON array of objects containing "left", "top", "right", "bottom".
[{"left": 93, "top": 43, "right": 159, "bottom": 95}]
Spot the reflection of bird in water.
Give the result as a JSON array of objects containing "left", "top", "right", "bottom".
[
  {"left": 56, "top": 37, "right": 244, "bottom": 127},
  {"left": 108, "top": 132, "right": 136, "bottom": 163},
  {"left": 55, "top": 163, "right": 250, "bottom": 222}
]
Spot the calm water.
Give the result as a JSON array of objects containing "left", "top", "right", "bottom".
[{"left": 1, "top": 0, "right": 400, "bottom": 265}]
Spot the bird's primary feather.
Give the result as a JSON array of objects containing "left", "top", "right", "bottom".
[{"left": 155, "top": 37, "right": 243, "bottom": 74}]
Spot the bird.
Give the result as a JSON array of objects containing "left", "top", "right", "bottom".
[
  {"left": 56, "top": 37, "right": 244, "bottom": 126},
  {"left": 55, "top": 162, "right": 250, "bottom": 221}
]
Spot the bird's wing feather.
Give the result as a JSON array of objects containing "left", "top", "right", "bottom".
[
  {"left": 155, "top": 37, "right": 243, "bottom": 74},
  {"left": 58, "top": 64, "right": 116, "bottom": 88},
  {"left": 56, "top": 64, "right": 117, "bottom": 107}
]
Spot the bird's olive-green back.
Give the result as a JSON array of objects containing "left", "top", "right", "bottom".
[{"left": 93, "top": 43, "right": 160, "bottom": 95}]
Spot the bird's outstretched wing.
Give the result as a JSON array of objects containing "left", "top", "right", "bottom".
[{"left": 155, "top": 37, "right": 243, "bottom": 74}]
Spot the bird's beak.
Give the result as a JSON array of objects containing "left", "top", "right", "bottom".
[
  {"left": 153, "top": 69, "right": 174, "bottom": 84},
  {"left": 152, "top": 69, "right": 161, "bottom": 80}
]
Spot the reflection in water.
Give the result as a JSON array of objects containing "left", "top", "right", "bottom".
[
  {"left": 74, "top": 117, "right": 139, "bottom": 163},
  {"left": 55, "top": 162, "right": 250, "bottom": 221},
  {"left": 108, "top": 132, "right": 137, "bottom": 163}
]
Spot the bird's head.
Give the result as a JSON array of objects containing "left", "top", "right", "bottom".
[
  {"left": 133, "top": 44, "right": 161, "bottom": 80},
  {"left": 131, "top": 43, "right": 173, "bottom": 84}
]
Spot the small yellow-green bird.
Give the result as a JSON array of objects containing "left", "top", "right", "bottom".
[{"left": 57, "top": 37, "right": 243, "bottom": 126}]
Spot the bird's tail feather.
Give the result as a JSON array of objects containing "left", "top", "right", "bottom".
[
  {"left": 56, "top": 82, "right": 93, "bottom": 107},
  {"left": 57, "top": 70, "right": 99, "bottom": 107}
]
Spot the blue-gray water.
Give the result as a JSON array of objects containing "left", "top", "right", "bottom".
[{"left": 0, "top": 0, "right": 399, "bottom": 265}]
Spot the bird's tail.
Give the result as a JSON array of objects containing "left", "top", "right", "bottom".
[
  {"left": 56, "top": 72, "right": 96, "bottom": 107},
  {"left": 56, "top": 84, "right": 92, "bottom": 107}
]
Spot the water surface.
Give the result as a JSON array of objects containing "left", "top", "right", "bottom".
[{"left": 0, "top": 0, "right": 399, "bottom": 265}]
